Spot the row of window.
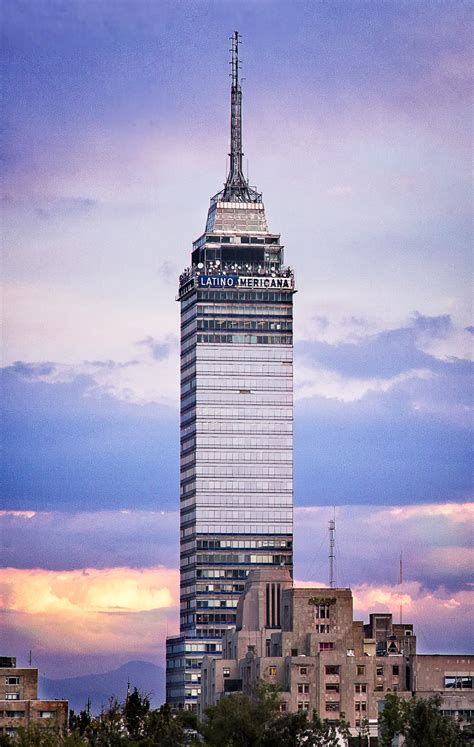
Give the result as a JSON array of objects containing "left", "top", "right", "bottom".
[
  {"left": 196, "top": 333, "right": 292, "bottom": 346},
  {"left": 196, "top": 538, "right": 292, "bottom": 549},
  {"left": 181, "top": 405, "right": 293, "bottom": 423},
  {"left": 195, "top": 290, "right": 292, "bottom": 302},
  {"left": 197, "top": 304, "right": 292, "bottom": 317},
  {"left": 445, "top": 676, "right": 473, "bottom": 689},
  {"left": 196, "top": 599, "right": 238, "bottom": 609},
  {"left": 181, "top": 480, "right": 293, "bottom": 495},
  {"left": 181, "top": 437, "right": 293, "bottom": 453},
  {"left": 182, "top": 465, "right": 293, "bottom": 478},
  {"left": 182, "top": 450, "right": 291, "bottom": 466},
  {"left": 195, "top": 583, "right": 245, "bottom": 595},
  {"left": 197, "top": 319, "right": 293, "bottom": 331},
  {"left": 195, "top": 524, "right": 293, "bottom": 536},
  {"left": 180, "top": 496, "right": 293, "bottom": 513},
  {"left": 182, "top": 509, "right": 293, "bottom": 523},
  {"left": 195, "top": 613, "right": 236, "bottom": 624},
  {"left": 166, "top": 641, "right": 221, "bottom": 655},
  {"left": 190, "top": 344, "right": 293, "bottom": 363},
  {"left": 182, "top": 377, "right": 293, "bottom": 393},
  {"left": 195, "top": 553, "right": 291, "bottom": 566},
  {"left": 193, "top": 363, "right": 292, "bottom": 377}
]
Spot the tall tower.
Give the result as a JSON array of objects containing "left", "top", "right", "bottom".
[{"left": 166, "top": 32, "right": 296, "bottom": 710}]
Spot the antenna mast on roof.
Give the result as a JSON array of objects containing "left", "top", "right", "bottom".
[
  {"left": 222, "top": 31, "right": 253, "bottom": 202},
  {"left": 399, "top": 552, "right": 403, "bottom": 624},
  {"left": 329, "top": 508, "right": 336, "bottom": 588}
]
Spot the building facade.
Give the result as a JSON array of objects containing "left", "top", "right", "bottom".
[
  {"left": 166, "top": 33, "right": 295, "bottom": 709},
  {"left": 200, "top": 571, "right": 473, "bottom": 738},
  {"left": 0, "top": 657, "right": 68, "bottom": 739}
]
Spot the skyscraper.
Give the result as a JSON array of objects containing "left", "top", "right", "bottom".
[{"left": 166, "top": 32, "right": 296, "bottom": 710}]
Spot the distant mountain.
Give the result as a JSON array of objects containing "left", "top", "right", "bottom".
[{"left": 39, "top": 660, "right": 165, "bottom": 715}]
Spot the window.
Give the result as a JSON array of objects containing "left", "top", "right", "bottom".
[
  {"left": 375, "top": 685, "right": 384, "bottom": 692},
  {"left": 223, "top": 668, "right": 230, "bottom": 678},
  {"left": 355, "top": 702, "right": 367, "bottom": 712},
  {"left": 326, "top": 683, "right": 339, "bottom": 693},
  {"left": 298, "top": 684, "right": 310, "bottom": 694},
  {"left": 315, "top": 604, "right": 330, "bottom": 619},
  {"left": 316, "top": 624, "right": 330, "bottom": 633},
  {"left": 319, "top": 642, "right": 335, "bottom": 651},
  {"left": 6, "top": 712, "right": 24, "bottom": 719},
  {"left": 40, "top": 712, "right": 55, "bottom": 719},
  {"left": 299, "top": 667, "right": 308, "bottom": 675},
  {"left": 5, "top": 678, "right": 20, "bottom": 685},
  {"left": 444, "top": 676, "right": 473, "bottom": 689},
  {"left": 297, "top": 702, "right": 309, "bottom": 711},
  {"left": 357, "top": 665, "right": 366, "bottom": 676},
  {"left": 325, "top": 666, "right": 339, "bottom": 676},
  {"left": 376, "top": 666, "right": 384, "bottom": 676},
  {"left": 279, "top": 703, "right": 287, "bottom": 712},
  {"left": 269, "top": 666, "right": 277, "bottom": 676},
  {"left": 326, "top": 702, "right": 340, "bottom": 712},
  {"left": 291, "top": 649, "right": 298, "bottom": 657},
  {"left": 5, "top": 694, "right": 20, "bottom": 700},
  {"left": 392, "top": 665, "right": 399, "bottom": 676},
  {"left": 355, "top": 684, "right": 367, "bottom": 694}
]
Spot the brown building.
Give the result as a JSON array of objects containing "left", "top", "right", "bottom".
[
  {"left": 0, "top": 657, "right": 68, "bottom": 739},
  {"left": 200, "top": 571, "right": 473, "bottom": 740}
]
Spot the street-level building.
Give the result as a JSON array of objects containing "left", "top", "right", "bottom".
[
  {"left": 413, "top": 654, "right": 473, "bottom": 723},
  {"left": 166, "top": 32, "right": 295, "bottom": 710},
  {"left": 201, "top": 570, "right": 416, "bottom": 735},
  {"left": 200, "top": 570, "right": 473, "bottom": 738},
  {"left": 0, "top": 657, "right": 68, "bottom": 739}
]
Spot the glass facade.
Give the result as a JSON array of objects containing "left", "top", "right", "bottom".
[{"left": 166, "top": 196, "right": 295, "bottom": 709}]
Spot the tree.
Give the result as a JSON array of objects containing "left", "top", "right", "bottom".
[
  {"left": 379, "top": 692, "right": 469, "bottom": 747},
  {"left": 69, "top": 707, "right": 91, "bottom": 736},
  {"left": 201, "top": 685, "right": 281, "bottom": 746},
  {"left": 404, "top": 695, "right": 469, "bottom": 747},
  {"left": 123, "top": 688, "right": 150, "bottom": 740},
  {"left": 144, "top": 703, "right": 187, "bottom": 746},
  {"left": 89, "top": 696, "right": 126, "bottom": 746}
]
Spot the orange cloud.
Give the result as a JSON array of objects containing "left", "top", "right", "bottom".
[{"left": 0, "top": 566, "right": 179, "bottom": 655}]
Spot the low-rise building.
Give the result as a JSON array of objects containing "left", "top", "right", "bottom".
[
  {"left": 0, "top": 657, "right": 68, "bottom": 739},
  {"left": 413, "top": 654, "right": 473, "bottom": 722},
  {"left": 200, "top": 570, "right": 473, "bottom": 740}
]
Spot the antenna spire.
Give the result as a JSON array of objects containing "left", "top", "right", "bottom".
[
  {"left": 329, "top": 508, "right": 336, "bottom": 588},
  {"left": 222, "top": 31, "right": 253, "bottom": 202}
]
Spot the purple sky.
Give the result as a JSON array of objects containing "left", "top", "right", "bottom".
[{"left": 1, "top": 0, "right": 472, "bottom": 678}]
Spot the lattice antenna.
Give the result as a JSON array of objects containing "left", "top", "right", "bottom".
[
  {"left": 222, "top": 31, "right": 253, "bottom": 201},
  {"left": 329, "top": 508, "right": 336, "bottom": 588},
  {"left": 399, "top": 552, "right": 403, "bottom": 624}
]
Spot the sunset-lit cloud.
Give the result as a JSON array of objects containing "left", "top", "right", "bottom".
[{"left": 0, "top": 566, "right": 179, "bottom": 657}]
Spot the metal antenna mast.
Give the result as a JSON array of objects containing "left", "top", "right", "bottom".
[
  {"left": 222, "top": 31, "right": 252, "bottom": 201},
  {"left": 399, "top": 552, "right": 403, "bottom": 624},
  {"left": 329, "top": 508, "right": 336, "bottom": 588}
]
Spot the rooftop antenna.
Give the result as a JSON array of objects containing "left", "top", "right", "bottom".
[
  {"left": 222, "top": 31, "right": 251, "bottom": 201},
  {"left": 86, "top": 696, "right": 91, "bottom": 716},
  {"left": 28, "top": 650, "right": 32, "bottom": 666},
  {"left": 329, "top": 508, "right": 336, "bottom": 588},
  {"left": 399, "top": 552, "right": 403, "bottom": 624}
]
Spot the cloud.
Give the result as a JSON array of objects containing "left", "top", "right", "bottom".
[
  {"left": 1, "top": 510, "right": 179, "bottom": 570},
  {"left": 1, "top": 366, "right": 179, "bottom": 511},
  {"left": 2, "top": 504, "right": 471, "bottom": 596},
  {"left": 0, "top": 566, "right": 179, "bottom": 658},
  {"left": 351, "top": 582, "right": 474, "bottom": 654},
  {"left": 136, "top": 336, "right": 175, "bottom": 362},
  {"left": 296, "top": 313, "right": 455, "bottom": 380},
  {"left": 294, "top": 504, "right": 474, "bottom": 593}
]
